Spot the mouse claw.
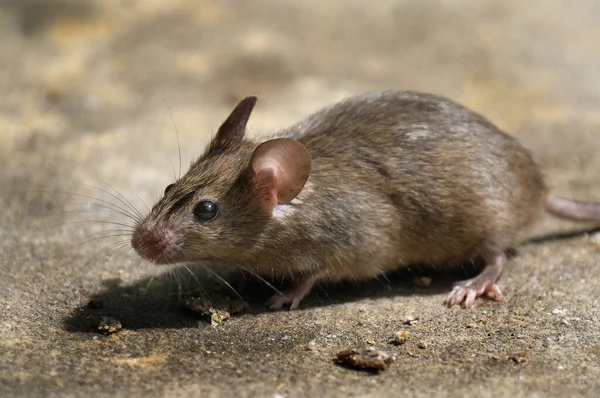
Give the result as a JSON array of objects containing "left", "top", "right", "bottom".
[
  {"left": 444, "top": 252, "right": 506, "bottom": 308},
  {"left": 444, "top": 282, "right": 503, "bottom": 308}
]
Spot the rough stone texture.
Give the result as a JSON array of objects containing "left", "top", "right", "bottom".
[{"left": 1, "top": 0, "right": 600, "bottom": 397}]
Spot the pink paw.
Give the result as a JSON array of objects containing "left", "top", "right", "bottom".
[
  {"left": 266, "top": 291, "right": 305, "bottom": 310},
  {"left": 266, "top": 277, "right": 316, "bottom": 310},
  {"left": 444, "top": 279, "right": 503, "bottom": 308}
]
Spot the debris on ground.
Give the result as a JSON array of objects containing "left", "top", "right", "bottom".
[
  {"left": 393, "top": 330, "right": 409, "bottom": 345},
  {"left": 88, "top": 315, "right": 122, "bottom": 335},
  {"left": 335, "top": 347, "right": 394, "bottom": 372},
  {"left": 181, "top": 294, "right": 245, "bottom": 327},
  {"left": 508, "top": 352, "right": 528, "bottom": 364},
  {"left": 412, "top": 277, "right": 432, "bottom": 288}
]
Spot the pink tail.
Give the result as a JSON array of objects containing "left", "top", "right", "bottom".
[{"left": 546, "top": 195, "right": 600, "bottom": 222}]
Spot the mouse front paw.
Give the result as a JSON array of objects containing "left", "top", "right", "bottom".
[{"left": 266, "top": 277, "right": 316, "bottom": 310}]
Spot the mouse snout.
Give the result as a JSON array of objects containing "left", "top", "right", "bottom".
[{"left": 131, "top": 226, "right": 178, "bottom": 264}]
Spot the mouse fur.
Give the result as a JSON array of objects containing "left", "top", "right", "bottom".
[{"left": 131, "top": 91, "right": 599, "bottom": 309}]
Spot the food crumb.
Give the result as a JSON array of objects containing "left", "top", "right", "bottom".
[
  {"left": 180, "top": 295, "right": 235, "bottom": 327},
  {"left": 393, "top": 330, "right": 409, "bottom": 345},
  {"left": 335, "top": 347, "right": 394, "bottom": 372},
  {"left": 210, "top": 309, "right": 231, "bottom": 327},
  {"left": 412, "top": 276, "right": 432, "bottom": 288},
  {"left": 88, "top": 315, "right": 122, "bottom": 334},
  {"left": 181, "top": 296, "right": 213, "bottom": 313},
  {"left": 508, "top": 352, "right": 528, "bottom": 364}
]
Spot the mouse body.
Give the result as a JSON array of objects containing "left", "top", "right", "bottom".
[{"left": 131, "top": 91, "right": 600, "bottom": 309}]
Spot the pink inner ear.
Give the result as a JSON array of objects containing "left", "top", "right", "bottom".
[
  {"left": 250, "top": 138, "right": 312, "bottom": 210},
  {"left": 254, "top": 168, "right": 278, "bottom": 210}
]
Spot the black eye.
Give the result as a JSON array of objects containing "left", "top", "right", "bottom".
[
  {"left": 193, "top": 200, "right": 219, "bottom": 222},
  {"left": 164, "top": 183, "right": 175, "bottom": 195}
]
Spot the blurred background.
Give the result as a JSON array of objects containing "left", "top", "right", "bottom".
[{"left": 2, "top": 0, "right": 600, "bottom": 204}]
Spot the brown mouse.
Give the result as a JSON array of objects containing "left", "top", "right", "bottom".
[{"left": 131, "top": 91, "right": 600, "bottom": 310}]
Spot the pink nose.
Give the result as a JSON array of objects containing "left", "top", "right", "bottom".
[{"left": 131, "top": 228, "right": 174, "bottom": 262}]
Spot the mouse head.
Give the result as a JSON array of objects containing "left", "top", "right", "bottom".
[{"left": 131, "top": 96, "right": 311, "bottom": 265}]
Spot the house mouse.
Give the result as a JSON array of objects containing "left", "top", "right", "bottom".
[{"left": 131, "top": 91, "right": 600, "bottom": 310}]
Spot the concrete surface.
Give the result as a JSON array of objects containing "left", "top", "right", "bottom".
[{"left": 1, "top": 0, "right": 600, "bottom": 397}]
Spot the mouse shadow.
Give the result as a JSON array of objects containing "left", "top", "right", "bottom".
[{"left": 62, "top": 249, "right": 518, "bottom": 333}]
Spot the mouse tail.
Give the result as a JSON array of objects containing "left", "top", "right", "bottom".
[{"left": 546, "top": 194, "right": 600, "bottom": 222}]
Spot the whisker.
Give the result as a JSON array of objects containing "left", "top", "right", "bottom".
[
  {"left": 200, "top": 264, "right": 247, "bottom": 303},
  {"left": 43, "top": 219, "right": 135, "bottom": 232},
  {"left": 31, "top": 157, "right": 150, "bottom": 216},
  {"left": 168, "top": 265, "right": 184, "bottom": 300},
  {"left": 99, "top": 248, "right": 131, "bottom": 265},
  {"left": 49, "top": 208, "right": 133, "bottom": 220},
  {"left": 379, "top": 272, "right": 391, "bottom": 285},
  {"left": 161, "top": 92, "right": 183, "bottom": 179},
  {"left": 79, "top": 182, "right": 145, "bottom": 222},
  {"left": 81, "top": 229, "right": 134, "bottom": 239},
  {"left": 62, "top": 183, "right": 142, "bottom": 222},
  {"left": 181, "top": 264, "right": 208, "bottom": 296},
  {"left": 95, "top": 240, "right": 132, "bottom": 256},
  {"left": 30, "top": 190, "right": 139, "bottom": 223},
  {"left": 67, "top": 240, "right": 131, "bottom": 272},
  {"left": 235, "top": 263, "right": 281, "bottom": 295},
  {"left": 167, "top": 158, "right": 177, "bottom": 184},
  {"left": 60, "top": 201, "right": 144, "bottom": 216},
  {"left": 142, "top": 274, "right": 157, "bottom": 294},
  {"left": 106, "top": 244, "right": 137, "bottom": 263},
  {"left": 62, "top": 219, "right": 135, "bottom": 230},
  {"left": 169, "top": 267, "right": 179, "bottom": 296},
  {"left": 73, "top": 234, "right": 132, "bottom": 249}
]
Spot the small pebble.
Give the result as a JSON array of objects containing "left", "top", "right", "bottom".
[
  {"left": 508, "top": 352, "right": 528, "bottom": 364},
  {"left": 411, "top": 276, "right": 432, "bottom": 288},
  {"left": 88, "top": 315, "right": 122, "bottom": 334},
  {"left": 393, "top": 330, "right": 409, "bottom": 345},
  {"left": 335, "top": 347, "right": 394, "bottom": 372}
]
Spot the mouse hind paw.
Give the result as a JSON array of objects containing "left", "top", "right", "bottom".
[
  {"left": 445, "top": 281, "right": 503, "bottom": 308},
  {"left": 444, "top": 252, "right": 506, "bottom": 308}
]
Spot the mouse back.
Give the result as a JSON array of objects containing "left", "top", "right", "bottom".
[{"left": 283, "top": 91, "right": 548, "bottom": 262}]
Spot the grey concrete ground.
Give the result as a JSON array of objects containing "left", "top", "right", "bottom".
[{"left": 1, "top": 0, "right": 600, "bottom": 397}]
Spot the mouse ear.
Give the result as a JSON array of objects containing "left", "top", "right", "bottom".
[
  {"left": 249, "top": 138, "right": 312, "bottom": 211},
  {"left": 215, "top": 96, "right": 257, "bottom": 143}
]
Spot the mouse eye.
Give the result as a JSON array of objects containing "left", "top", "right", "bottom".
[
  {"left": 193, "top": 200, "right": 219, "bottom": 222},
  {"left": 164, "top": 183, "right": 175, "bottom": 195}
]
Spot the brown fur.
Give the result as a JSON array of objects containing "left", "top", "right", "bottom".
[{"left": 132, "top": 91, "right": 551, "bottom": 287}]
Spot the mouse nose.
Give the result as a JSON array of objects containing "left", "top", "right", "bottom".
[{"left": 131, "top": 227, "right": 175, "bottom": 263}]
